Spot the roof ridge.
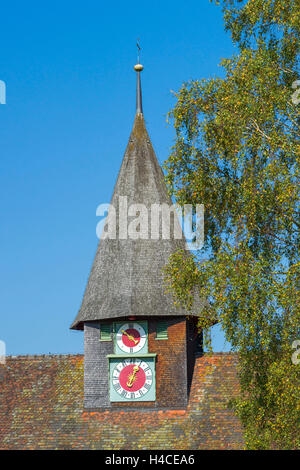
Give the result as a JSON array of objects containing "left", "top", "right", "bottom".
[{"left": 4, "top": 354, "right": 84, "bottom": 360}]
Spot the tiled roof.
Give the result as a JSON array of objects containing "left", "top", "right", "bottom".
[{"left": 0, "top": 353, "right": 244, "bottom": 449}]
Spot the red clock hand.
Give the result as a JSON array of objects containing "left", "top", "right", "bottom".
[{"left": 121, "top": 329, "right": 138, "bottom": 345}]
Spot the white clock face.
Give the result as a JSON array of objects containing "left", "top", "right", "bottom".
[
  {"left": 112, "top": 358, "right": 153, "bottom": 400},
  {"left": 116, "top": 322, "right": 146, "bottom": 353}
]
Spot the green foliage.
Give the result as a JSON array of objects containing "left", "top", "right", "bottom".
[{"left": 164, "top": 0, "right": 300, "bottom": 449}]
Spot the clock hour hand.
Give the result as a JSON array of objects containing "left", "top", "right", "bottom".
[
  {"left": 121, "top": 329, "right": 138, "bottom": 345},
  {"left": 126, "top": 365, "right": 139, "bottom": 388}
]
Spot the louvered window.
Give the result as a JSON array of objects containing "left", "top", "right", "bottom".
[
  {"left": 100, "top": 323, "right": 112, "bottom": 341},
  {"left": 156, "top": 320, "right": 168, "bottom": 340}
]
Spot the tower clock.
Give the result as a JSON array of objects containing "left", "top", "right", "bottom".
[
  {"left": 108, "top": 356, "right": 156, "bottom": 402},
  {"left": 115, "top": 321, "right": 148, "bottom": 354},
  {"left": 108, "top": 320, "right": 156, "bottom": 402}
]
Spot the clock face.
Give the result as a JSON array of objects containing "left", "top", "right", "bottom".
[
  {"left": 111, "top": 358, "right": 153, "bottom": 400},
  {"left": 115, "top": 322, "right": 147, "bottom": 354}
]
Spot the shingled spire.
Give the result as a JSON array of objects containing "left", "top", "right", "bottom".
[{"left": 71, "top": 60, "right": 204, "bottom": 330}]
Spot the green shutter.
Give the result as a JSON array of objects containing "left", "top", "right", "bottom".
[
  {"left": 100, "top": 323, "right": 112, "bottom": 341},
  {"left": 156, "top": 320, "right": 168, "bottom": 340}
]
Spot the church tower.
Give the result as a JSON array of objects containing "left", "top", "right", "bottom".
[{"left": 71, "top": 58, "right": 205, "bottom": 410}]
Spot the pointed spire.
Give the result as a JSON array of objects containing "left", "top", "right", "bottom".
[
  {"left": 70, "top": 45, "right": 207, "bottom": 331},
  {"left": 134, "top": 39, "right": 143, "bottom": 114}
]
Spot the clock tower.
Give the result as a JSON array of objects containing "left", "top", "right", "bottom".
[{"left": 71, "top": 58, "right": 207, "bottom": 410}]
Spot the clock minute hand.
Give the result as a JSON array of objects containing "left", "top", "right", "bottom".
[{"left": 121, "top": 329, "right": 138, "bottom": 345}]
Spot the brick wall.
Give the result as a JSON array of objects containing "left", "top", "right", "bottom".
[
  {"left": 186, "top": 317, "right": 202, "bottom": 395},
  {"left": 148, "top": 317, "right": 189, "bottom": 408}
]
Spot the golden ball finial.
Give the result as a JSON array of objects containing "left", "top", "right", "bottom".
[{"left": 134, "top": 63, "right": 143, "bottom": 72}]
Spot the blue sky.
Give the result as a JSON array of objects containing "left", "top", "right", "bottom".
[{"left": 0, "top": 0, "right": 235, "bottom": 355}]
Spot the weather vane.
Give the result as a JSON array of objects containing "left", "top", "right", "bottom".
[{"left": 137, "top": 38, "right": 141, "bottom": 64}]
